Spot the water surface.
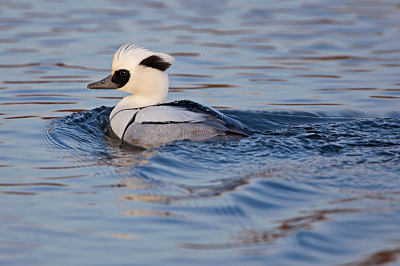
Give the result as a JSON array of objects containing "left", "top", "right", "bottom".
[{"left": 1, "top": 0, "right": 400, "bottom": 265}]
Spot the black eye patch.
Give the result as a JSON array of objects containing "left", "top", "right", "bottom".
[
  {"left": 111, "top": 69, "right": 131, "bottom": 88},
  {"left": 111, "top": 69, "right": 130, "bottom": 88}
]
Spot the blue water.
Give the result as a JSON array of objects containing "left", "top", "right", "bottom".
[{"left": 1, "top": 0, "right": 400, "bottom": 265}]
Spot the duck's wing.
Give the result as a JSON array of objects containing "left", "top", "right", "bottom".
[
  {"left": 110, "top": 100, "right": 251, "bottom": 144},
  {"left": 133, "top": 103, "right": 206, "bottom": 124},
  {"left": 158, "top": 100, "right": 249, "bottom": 132}
]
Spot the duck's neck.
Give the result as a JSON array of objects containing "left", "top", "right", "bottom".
[{"left": 110, "top": 68, "right": 170, "bottom": 118}]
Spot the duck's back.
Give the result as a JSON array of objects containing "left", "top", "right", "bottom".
[{"left": 110, "top": 100, "right": 251, "bottom": 148}]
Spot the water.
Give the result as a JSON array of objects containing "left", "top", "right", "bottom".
[{"left": 1, "top": 0, "right": 400, "bottom": 265}]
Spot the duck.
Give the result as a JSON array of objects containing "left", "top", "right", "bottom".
[{"left": 87, "top": 44, "right": 251, "bottom": 148}]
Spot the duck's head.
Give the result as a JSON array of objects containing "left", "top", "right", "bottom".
[{"left": 87, "top": 44, "right": 174, "bottom": 106}]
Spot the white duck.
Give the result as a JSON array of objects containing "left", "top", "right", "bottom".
[{"left": 88, "top": 44, "right": 250, "bottom": 148}]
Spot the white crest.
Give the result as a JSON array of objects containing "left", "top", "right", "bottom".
[{"left": 111, "top": 44, "right": 174, "bottom": 73}]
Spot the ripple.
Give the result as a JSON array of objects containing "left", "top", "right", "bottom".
[
  {"left": 0, "top": 191, "right": 37, "bottom": 196},
  {"left": 344, "top": 247, "right": 400, "bottom": 266},
  {"left": 110, "top": 233, "right": 139, "bottom": 240},
  {"left": 0, "top": 101, "right": 77, "bottom": 106},
  {"left": 0, "top": 63, "right": 40, "bottom": 68},
  {"left": 121, "top": 209, "right": 186, "bottom": 219},
  {"left": 40, "top": 106, "right": 113, "bottom": 163},
  {"left": 0, "top": 182, "right": 66, "bottom": 187}
]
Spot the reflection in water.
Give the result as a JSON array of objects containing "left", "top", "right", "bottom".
[
  {"left": 344, "top": 247, "right": 400, "bottom": 266},
  {"left": 179, "top": 208, "right": 342, "bottom": 249},
  {"left": 4, "top": 115, "right": 39, "bottom": 119},
  {"left": 0, "top": 182, "right": 67, "bottom": 187},
  {"left": 0, "top": 101, "right": 77, "bottom": 106},
  {"left": 1, "top": 191, "right": 37, "bottom": 196},
  {"left": 265, "top": 103, "right": 345, "bottom": 106},
  {"left": 179, "top": 191, "right": 400, "bottom": 253},
  {"left": 121, "top": 209, "right": 186, "bottom": 219},
  {"left": 3, "top": 80, "right": 90, "bottom": 84},
  {"left": 170, "top": 83, "right": 238, "bottom": 92},
  {"left": 0, "top": 63, "right": 40, "bottom": 68},
  {"left": 119, "top": 194, "right": 173, "bottom": 203},
  {"left": 370, "top": 95, "right": 400, "bottom": 99},
  {"left": 110, "top": 233, "right": 139, "bottom": 240}
]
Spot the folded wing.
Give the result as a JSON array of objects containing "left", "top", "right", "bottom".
[{"left": 110, "top": 100, "right": 250, "bottom": 148}]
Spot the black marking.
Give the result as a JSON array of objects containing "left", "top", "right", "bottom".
[
  {"left": 120, "top": 111, "right": 138, "bottom": 143},
  {"left": 141, "top": 121, "right": 193, "bottom": 124},
  {"left": 160, "top": 100, "right": 227, "bottom": 121},
  {"left": 160, "top": 100, "right": 253, "bottom": 135},
  {"left": 139, "top": 55, "right": 171, "bottom": 71},
  {"left": 111, "top": 69, "right": 130, "bottom": 88},
  {"left": 109, "top": 107, "right": 143, "bottom": 122}
]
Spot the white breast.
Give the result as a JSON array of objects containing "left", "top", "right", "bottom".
[{"left": 110, "top": 109, "right": 137, "bottom": 138}]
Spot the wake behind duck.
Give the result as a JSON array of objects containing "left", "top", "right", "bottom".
[{"left": 88, "top": 44, "right": 251, "bottom": 148}]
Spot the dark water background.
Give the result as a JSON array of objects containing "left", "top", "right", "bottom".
[{"left": 1, "top": 0, "right": 400, "bottom": 265}]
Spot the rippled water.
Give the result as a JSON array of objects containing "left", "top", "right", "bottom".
[{"left": 1, "top": 0, "right": 400, "bottom": 265}]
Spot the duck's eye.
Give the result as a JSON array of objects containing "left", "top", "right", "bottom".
[{"left": 120, "top": 69, "right": 128, "bottom": 77}]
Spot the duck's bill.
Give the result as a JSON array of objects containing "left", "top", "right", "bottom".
[{"left": 87, "top": 75, "right": 119, "bottom": 90}]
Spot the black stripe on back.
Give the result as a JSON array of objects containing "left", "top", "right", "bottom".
[{"left": 140, "top": 121, "right": 193, "bottom": 124}]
